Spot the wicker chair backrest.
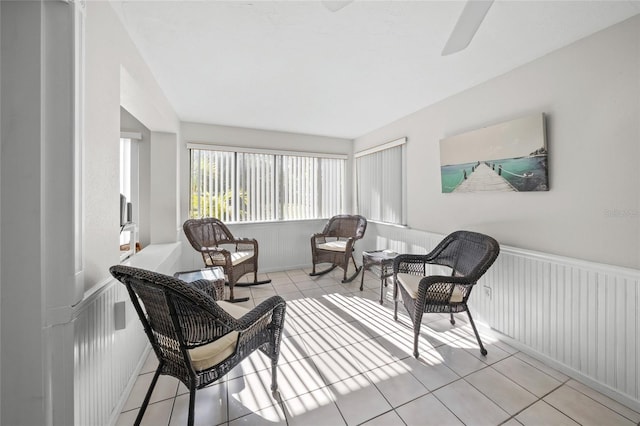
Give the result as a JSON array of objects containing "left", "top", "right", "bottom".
[
  {"left": 322, "top": 215, "right": 367, "bottom": 239},
  {"left": 184, "top": 218, "right": 235, "bottom": 250},
  {"left": 110, "top": 265, "right": 236, "bottom": 382},
  {"left": 430, "top": 231, "right": 499, "bottom": 280}
]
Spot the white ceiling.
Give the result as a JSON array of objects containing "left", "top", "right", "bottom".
[{"left": 111, "top": 0, "right": 640, "bottom": 139}]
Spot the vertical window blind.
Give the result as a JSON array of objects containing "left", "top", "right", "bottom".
[
  {"left": 356, "top": 138, "right": 407, "bottom": 225},
  {"left": 189, "top": 145, "right": 346, "bottom": 223}
]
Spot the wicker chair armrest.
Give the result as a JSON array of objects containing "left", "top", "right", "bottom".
[
  {"left": 234, "top": 237, "right": 257, "bottom": 243},
  {"left": 235, "top": 295, "right": 286, "bottom": 332},
  {"left": 311, "top": 233, "right": 327, "bottom": 244},
  {"left": 200, "top": 246, "right": 230, "bottom": 256},
  {"left": 340, "top": 236, "right": 357, "bottom": 252},
  {"left": 233, "top": 237, "right": 258, "bottom": 244},
  {"left": 416, "top": 275, "right": 475, "bottom": 304},
  {"left": 232, "top": 237, "right": 258, "bottom": 251},
  {"left": 419, "top": 274, "right": 475, "bottom": 287}
]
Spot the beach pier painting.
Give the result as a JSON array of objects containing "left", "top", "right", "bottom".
[{"left": 440, "top": 113, "right": 548, "bottom": 193}]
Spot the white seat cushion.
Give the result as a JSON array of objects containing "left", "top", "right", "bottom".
[
  {"left": 396, "top": 273, "right": 464, "bottom": 303},
  {"left": 216, "top": 301, "right": 249, "bottom": 319},
  {"left": 317, "top": 240, "right": 347, "bottom": 252},
  {"left": 188, "top": 301, "right": 249, "bottom": 371},
  {"left": 204, "top": 250, "right": 254, "bottom": 267}
]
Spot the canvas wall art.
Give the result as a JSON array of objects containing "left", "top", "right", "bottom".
[{"left": 440, "top": 113, "right": 548, "bottom": 193}]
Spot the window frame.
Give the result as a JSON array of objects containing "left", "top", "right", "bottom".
[{"left": 187, "top": 143, "right": 348, "bottom": 223}]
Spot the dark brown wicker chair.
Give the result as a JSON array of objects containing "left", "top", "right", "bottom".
[
  {"left": 393, "top": 230, "right": 499, "bottom": 358},
  {"left": 183, "top": 218, "right": 271, "bottom": 302},
  {"left": 310, "top": 215, "right": 367, "bottom": 283},
  {"left": 109, "top": 265, "right": 286, "bottom": 426}
]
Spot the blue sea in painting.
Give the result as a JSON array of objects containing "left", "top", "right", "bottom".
[
  {"left": 441, "top": 155, "right": 548, "bottom": 193},
  {"left": 441, "top": 162, "right": 477, "bottom": 193}
]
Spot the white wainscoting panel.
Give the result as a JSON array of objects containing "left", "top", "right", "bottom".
[
  {"left": 369, "top": 222, "right": 640, "bottom": 411},
  {"left": 74, "top": 277, "right": 147, "bottom": 426},
  {"left": 73, "top": 243, "right": 181, "bottom": 426},
  {"left": 476, "top": 248, "right": 640, "bottom": 409}
]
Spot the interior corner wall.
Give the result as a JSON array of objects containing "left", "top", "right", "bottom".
[
  {"left": 354, "top": 15, "right": 640, "bottom": 269},
  {"left": 150, "top": 131, "right": 180, "bottom": 244},
  {"left": 84, "top": 1, "right": 179, "bottom": 291}
]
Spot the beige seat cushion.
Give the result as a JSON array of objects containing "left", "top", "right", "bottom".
[
  {"left": 317, "top": 240, "right": 347, "bottom": 252},
  {"left": 204, "top": 250, "right": 253, "bottom": 267},
  {"left": 396, "top": 273, "right": 464, "bottom": 303},
  {"left": 188, "top": 301, "right": 249, "bottom": 371}
]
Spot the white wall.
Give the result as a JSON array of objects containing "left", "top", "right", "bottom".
[
  {"left": 150, "top": 131, "right": 181, "bottom": 244},
  {"left": 1, "top": 4, "right": 46, "bottom": 424},
  {"left": 354, "top": 15, "right": 640, "bottom": 269},
  {"left": 85, "top": 1, "right": 180, "bottom": 291},
  {"left": 1, "top": 2, "right": 78, "bottom": 424}
]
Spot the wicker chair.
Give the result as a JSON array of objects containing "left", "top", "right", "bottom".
[
  {"left": 109, "top": 265, "right": 286, "bottom": 426},
  {"left": 310, "top": 215, "right": 367, "bottom": 283},
  {"left": 183, "top": 218, "right": 271, "bottom": 302},
  {"left": 393, "top": 231, "right": 499, "bottom": 358}
]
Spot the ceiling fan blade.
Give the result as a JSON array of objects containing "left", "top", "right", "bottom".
[
  {"left": 442, "top": 0, "right": 494, "bottom": 56},
  {"left": 322, "top": 0, "right": 354, "bottom": 12}
]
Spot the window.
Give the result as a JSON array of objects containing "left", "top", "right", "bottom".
[
  {"left": 119, "top": 137, "right": 132, "bottom": 205},
  {"left": 356, "top": 137, "right": 407, "bottom": 225},
  {"left": 120, "top": 133, "right": 140, "bottom": 256},
  {"left": 189, "top": 145, "right": 346, "bottom": 222}
]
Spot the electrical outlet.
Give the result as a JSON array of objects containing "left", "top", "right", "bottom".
[
  {"left": 114, "top": 301, "right": 126, "bottom": 330},
  {"left": 483, "top": 285, "right": 492, "bottom": 299}
]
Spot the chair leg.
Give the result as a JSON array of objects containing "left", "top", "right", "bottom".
[
  {"left": 309, "top": 263, "right": 337, "bottom": 277},
  {"left": 271, "top": 362, "right": 279, "bottom": 392},
  {"left": 135, "top": 362, "right": 163, "bottom": 426},
  {"left": 233, "top": 279, "right": 272, "bottom": 287},
  {"left": 341, "top": 263, "right": 362, "bottom": 283},
  {"left": 412, "top": 310, "right": 425, "bottom": 358},
  {"left": 393, "top": 280, "right": 399, "bottom": 321},
  {"left": 466, "top": 308, "right": 487, "bottom": 356},
  {"left": 413, "top": 330, "right": 420, "bottom": 358},
  {"left": 224, "top": 277, "right": 250, "bottom": 303},
  {"left": 340, "top": 254, "right": 362, "bottom": 283},
  {"left": 187, "top": 383, "right": 196, "bottom": 426},
  {"left": 234, "top": 269, "right": 272, "bottom": 287},
  {"left": 450, "top": 312, "right": 455, "bottom": 325}
]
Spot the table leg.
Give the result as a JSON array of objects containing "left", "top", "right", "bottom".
[
  {"left": 379, "top": 265, "right": 385, "bottom": 304},
  {"left": 360, "top": 261, "right": 365, "bottom": 291}
]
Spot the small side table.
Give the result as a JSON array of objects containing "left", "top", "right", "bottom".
[
  {"left": 361, "top": 250, "right": 399, "bottom": 304},
  {"left": 174, "top": 267, "right": 231, "bottom": 302}
]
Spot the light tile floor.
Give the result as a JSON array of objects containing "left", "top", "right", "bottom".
[{"left": 116, "top": 268, "right": 640, "bottom": 426}]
